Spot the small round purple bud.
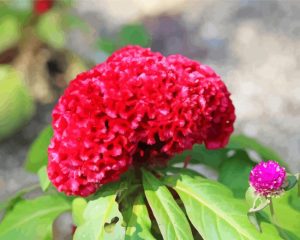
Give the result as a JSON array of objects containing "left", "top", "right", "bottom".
[{"left": 249, "top": 160, "right": 286, "bottom": 197}]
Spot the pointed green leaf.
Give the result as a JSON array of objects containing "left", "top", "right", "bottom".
[
  {"left": 228, "top": 135, "right": 288, "bottom": 169},
  {"left": 38, "top": 166, "right": 50, "bottom": 191},
  {"left": 0, "top": 195, "right": 71, "bottom": 240},
  {"left": 247, "top": 212, "right": 262, "bottom": 233},
  {"left": 125, "top": 195, "right": 155, "bottom": 240},
  {"left": 74, "top": 190, "right": 125, "bottom": 240},
  {"left": 25, "top": 125, "right": 53, "bottom": 172},
  {"left": 169, "top": 174, "right": 281, "bottom": 240},
  {"left": 142, "top": 169, "right": 193, "bottom": 240},
  {"left": 245, "top": 187, "right": 270, "bottom": 232}
]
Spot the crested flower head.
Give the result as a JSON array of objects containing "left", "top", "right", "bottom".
[
  {"left": 249, "top": 160, "right": 286, "bottom": 197},
  {"left": 47, "top": 46, "right": 235, "bottom": 196}
]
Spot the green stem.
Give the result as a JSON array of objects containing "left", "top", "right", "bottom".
[
  {"left": 269, "top": 198, "right": 289, "bottom": 240},
  {"left": 269, "top": 198, "right": 275, "bottom": 221}
]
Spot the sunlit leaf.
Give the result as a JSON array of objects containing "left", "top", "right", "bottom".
[
  {"left": 263, "top": 189, "right": 300, "bottom": 238},
  {"left": 74, "top": 183, "right": 125, "bottom": 240},
  {"left": 142, "top": 170, "right": 193, "bottom": 240},
  {"left": 72, "top": 198, "right": 87, "bottom": 226},
  {"left": 0, "top": 195, "right": 70, "bottom": 240},
  {"left": 38, "top": 166, "right": 50, "bottom": 191},
  {"left": 168, "top": 173, "right": 281, "bottom": 240},
  {"left": 125, "top": 194, "right": 155, "bottom": 240}
]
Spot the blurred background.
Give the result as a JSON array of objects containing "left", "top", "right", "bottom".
[{"left": 1, "top": 0, "right": 300, "bottom": 201}]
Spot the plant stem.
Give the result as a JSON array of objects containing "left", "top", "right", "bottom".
[
  {"left": 269, "top": 198, "right": 288, "bottom": 240},
  {"left": 183, "top": 155, "right": 191, "bottom": 168},
  {"left": 269, "top": 198, "right": 275, "bottom": 220}
]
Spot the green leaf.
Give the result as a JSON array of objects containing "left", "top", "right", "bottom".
[
  {"left": 38, "top": 166, "right": 50, "bottom": 191},
  {"left": 25, "top": 125, "right": 53, "bottom": 173},
  {"left": 168, "top": 174, "right": 281, "bottom": 240},
  {"left": 142, "top": 169, "right": 193, "bottom": 240},
  {"left": 283, "top": 175, "right": 298, "bottom": 191},
  {"left": 125, "top": 194, "right": 155, "bottom": 240},
  {"left": 170, "top": 144, "right": 227, "bottom": 169},
  {"left": 96, "top": 38, "right": 117, "bottom": 54},
  {"left": 119, "top": 24, "right": 150, "bottom": 47},
  {"left": 218, "top": 151, "right": 254, "bottom": 198},
  {"left": 289, "top": 186, "right": 300, "bottom": 212},
  {"left": 36, "top": 11, "right": 65, "bottom": 49},
  {"left": 0, "top": 184, "right": 39, "bottom": 218},
  {"left": 74, "top": 188, "right": 125, "bottom": 240},
  {"left": 0, "top": 195, "right": 71, "bottom": 240},
  {"left": 245, "top": 187, "right": 270, "bottom": 232},
  {"left": 228, "top": 135, "right": 288, "bottom": 169},
  {"left": 0, "top": 5, "right": 31, "bottom": 24},
  {"left": 0, "top": 16, "right": 21, "bottom": 53},
  {"left": 245, "top": 187, "right": 269, "bottom": 212},
  {"left": 247, "top": 212, "right": 262, "bottom": 233},
  {"left": 264, "top": 190, "right": 300, "bottom": 238},
  {"left": 0, "top": 65, "right": 35, "bottom": 140},
  {"left": 72, "top": 198, "right": 87, "bottom": 226}
]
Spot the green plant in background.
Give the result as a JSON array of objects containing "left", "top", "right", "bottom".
[
  {"left": 0, "top": 65, "right": 34, "bottom": 140},
  {"left": 0, "top": 0, "right": 89, "bottom": 140},
  {"left": 96, "top": 23, "right": 151, "bottom": 54}
]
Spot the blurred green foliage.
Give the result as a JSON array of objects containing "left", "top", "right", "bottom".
[
  {"left": 0, "top": 2, "right": 31, "bottom": 53},
  {"left": 97, "top": 23, "right": 151, "bottom": 54},
  {"left": 36, "top": 11, "right": 65, "bottom": 49},
  {"left": 0, "top": 65, "right": 34, "bottom": 141}
]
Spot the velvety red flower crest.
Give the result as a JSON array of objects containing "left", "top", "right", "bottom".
[{"left": 48, "top": 46, "right": 235, "bottom": 196}]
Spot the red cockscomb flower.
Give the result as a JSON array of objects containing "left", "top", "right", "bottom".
[
  {"left": 47, "top": 46, "right": 235, "bottom": 196},
  {"left": 34, "top": 0, "right": 54, "bottom": 15}
]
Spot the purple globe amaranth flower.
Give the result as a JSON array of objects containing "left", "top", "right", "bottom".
[{"left": 249, "top": 160, "right": 286, "bottom": 197}]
